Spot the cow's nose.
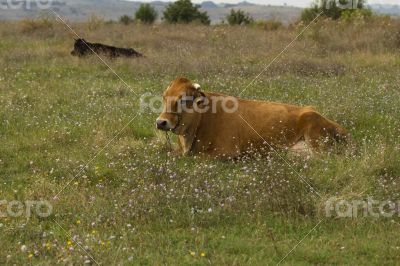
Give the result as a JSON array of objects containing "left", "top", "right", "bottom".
[{"left": 156, "top": 119, "right": 168, "bottom": 130}]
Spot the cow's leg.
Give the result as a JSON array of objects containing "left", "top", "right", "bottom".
[{"left": 298, "top": 111, "right": 348, "bottom": 153}]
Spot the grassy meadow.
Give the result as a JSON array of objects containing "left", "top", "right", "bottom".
[{"left": 1, "top": 16, "right": 400, "bottom": 265}]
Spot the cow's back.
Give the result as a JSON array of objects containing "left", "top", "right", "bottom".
[{"left": 191, "top": 93, "right": 307, "bottom": 156}]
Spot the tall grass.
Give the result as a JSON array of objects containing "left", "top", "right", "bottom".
[{"left": 0, "top": 17, "right": 399, "bottom": 264}]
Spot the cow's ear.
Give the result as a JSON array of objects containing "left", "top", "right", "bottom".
[
  {"left": 195, "top": 97, "right": 203, "bottom": 105},
  {"left": 193, "top": 83, "right": 205, "bottom": 104},
  {"left": 195, "top": 91, "right": 206, "bottom": 105}
]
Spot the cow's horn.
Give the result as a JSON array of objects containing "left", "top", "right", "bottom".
[{"left": 193, "top": 83, "right": 201, "bottom": 90}]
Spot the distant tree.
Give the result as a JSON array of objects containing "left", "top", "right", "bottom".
[
  {"left": 135, "top": 4, "right": 158, "bottom": 24},
  {"left": 163, "top": 0, "right": 210, "bottom": 25},
  {"left": 119, "top": 15, "right": 134, "bottom": 25},
  {"left": 301, "top": 0, "right": 368, "bottom": 23},
  {"left": 301, "top": 6, "right": 321, "bottom": 23},
  {"left": 226, "top": 9, "right": 254, "bottom": 26}
]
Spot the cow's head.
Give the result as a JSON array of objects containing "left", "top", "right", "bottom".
[
  {"left": 71, "top": 38, "right": 89, "bottom": 56},
  {"left": 156, "top": 77, "right": 205, "bottom": 135}
]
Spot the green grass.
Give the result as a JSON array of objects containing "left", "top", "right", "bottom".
[{"left": 0, "top": 18, "right": 400, "bottom": 265}]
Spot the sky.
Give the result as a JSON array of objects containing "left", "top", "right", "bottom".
[{"left": 136, "top": 0, "right": 400, "bottom": 7}]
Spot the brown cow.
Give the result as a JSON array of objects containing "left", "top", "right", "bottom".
[{"left": 156, "top": 77, "right": 350, "bottom": 157}]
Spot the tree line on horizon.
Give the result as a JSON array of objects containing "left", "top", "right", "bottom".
[{"left": 120, "top": 0, "right": 372, "bottom": 26}]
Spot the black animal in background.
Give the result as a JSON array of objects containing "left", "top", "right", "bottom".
[{"left": 71, "top": 39, "right": 143, "bottom": 58}]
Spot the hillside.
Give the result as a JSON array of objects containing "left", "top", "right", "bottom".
[
  {"left": 1, "top": 1, "right": 399, "bottom": 24},
  {"left": 369, "top": 4, "right": 400, "bottom": 16},
  {"left": 0, "top": 0, "right": 301, "bottom": 24}
]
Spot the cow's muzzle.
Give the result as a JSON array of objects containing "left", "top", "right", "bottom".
[{"left": 156, "top": 119, "right": 170, "bottom": 131}]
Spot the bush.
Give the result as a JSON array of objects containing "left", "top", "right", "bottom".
[
  {"left": 226, "top": 9, "right": 253, "bottom": 26},
  {"left": 163, "top": 0, "right": 210, "bottom": 25},
  {"left": 263, "top": 20, "right": 283, "bottom": 31},
  {"left": 301, "top": 5, "right": 321, "bottom": 23},
  {"left": 252, "top": 20, "right": 283, "bottom": 31},
  {"left": 341, "top": 8, "right": 372, "bottom": 21},
  {"left": 301, "top": 0, "right": 368, "bottom": 23},
  {"left": 119, "top": 15, "right": 134, "bottom": 25},
  {"left": 18, "top": 18, "right": 53, "bottom": 33},
  {"left": 135, "top": 4, "right": 158, "bottom": 24}
]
